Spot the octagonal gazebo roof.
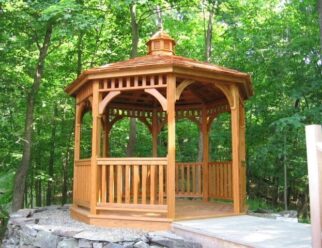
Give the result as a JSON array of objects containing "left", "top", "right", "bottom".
[{"left": 65, "top": 30, "right": 253, "bottom": 107}]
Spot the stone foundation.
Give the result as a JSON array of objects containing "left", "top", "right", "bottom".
[{"left": 2, "top": 206, "right": 201, "bottom": 248}]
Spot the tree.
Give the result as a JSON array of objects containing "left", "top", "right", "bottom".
[{"left": 11, "top": 11, "right": 54, "bottom": 211}]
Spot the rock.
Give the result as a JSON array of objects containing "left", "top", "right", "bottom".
[
  {"left": 149, "top": 231, "right": 201, "bottom": 248},
  {"left": 74, "top": 230, "right": 139, "bottom": 243},
  {"left": 279, "top": 210, "right": 297, "bottom": 218},
  {"left": 134, "top": 241, "right": 149, "bottom": 248},
  {"left": 2, "top": 206, "right": 201, "bottom": 248},
  {"left": 52, "top": 226, "right": 84, "bottom": 237},
  {"left": 253, "top": 208, "right": 273, "bottom": 214},
  {"left": 10, "top": 209, "right": 35, "bottom": 218},
  {"left": 122, "top": 241, "right": 135, "bottom": 248},
  {"left": 139, "top": 235, "right": 149, "bottom": 243},
  {"left": 103, "top": 244, "right": 124, "bottom": 248},
  {"left": 79, "top": 238, "right": 93, "bottom": 248},
  {"left": 93, "top": 242, "right": 103, "bottom": 248},
  {"left": 34, "top": 230, "right": 59, "bottom": 248},
  {"left": 57, "top": 238, "right": 78, "bottom": 248},
  {"left": 22, "top": 224, "right": 38, "bottom": 237},
  {"left": 10, "top": 217, "right": 36, "bottom": 226},
  {"left": 19, "top": 230, "right": 36, "bottom": 246},
  {"left": 8, "top": 237, "right": 19, "bottom": 245}
]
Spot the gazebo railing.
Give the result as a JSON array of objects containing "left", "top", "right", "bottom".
[
  {"left": 97, "top": 157, "right": 168, "bottom": 209},
  {"left": 73, "top": 159, "right": 91, "bottom": 208},
  {"left": 175, "top": 161, "right": 233, "bottom": 200},
  {"left": 208, "top": 161, "right": 233, "bottom": 200},
  {"left": 73, "top": 159, "right": 232, "bottom": 212},
  {"left": 175, "top": 162, "right": 203, "bottom": 197}
]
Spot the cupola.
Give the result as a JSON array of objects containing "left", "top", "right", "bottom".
[{"left": 146, "top": 30, "right": 176, "bottom": 56}]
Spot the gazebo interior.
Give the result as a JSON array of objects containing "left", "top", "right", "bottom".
[{"left": 66, "top": 30, "right": 252, "bottom": 230}]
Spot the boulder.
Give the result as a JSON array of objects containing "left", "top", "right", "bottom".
[
  {"left": 133, "top": 241, "right": 150, "bottom": 248},
  {"left": 34, "top": 230, "right": 59, "bottom": 248},
  {"left": 57, "top": 238, "right": 78, "bottom": 248}
]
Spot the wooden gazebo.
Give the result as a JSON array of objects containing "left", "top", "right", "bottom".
[{"left": 65, "top": 30, "right": 253, "bottom": 230}]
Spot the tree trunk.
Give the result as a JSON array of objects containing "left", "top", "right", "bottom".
[
  {"left": 46, "top": 105, "right": 58, "bottom": 206},
  {"left": 35, "top": 179, "right": 42, "bottom": 207},
  {"left": 198, "top": 3, "right": 215, "bottom": 162},
  {"left": 30, "top": 166, "right": 34, "bottom": 208},
  {"left": 126, "top": 3, "right": 139, "bottom": 157},
  {"left": 11, "top": 23, "right": 53, "bottom": 212},
  {"left": 283, "top": 134, "right": 288, "bottom": 211},
  {"left": 76, "top": 32, "right": 84, "bottom": 76},
  {"left": 318, "top": 0, "right": 322, "bottom": 57},
  {"left": 204, "top": 7, "right": 214, "bottom": 62},
  {"left": 61, "top": 150, "right": 69, "bottom": 205},
  {"left": 62, "top": 116, "right": 74, "bottom": 205}
]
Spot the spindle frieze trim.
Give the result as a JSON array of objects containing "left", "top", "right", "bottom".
[{"left": 98, "top": 74, "right": 167, "bottom": 92}]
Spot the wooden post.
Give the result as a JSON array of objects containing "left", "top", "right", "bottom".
[
  {"left": 239, "top": 102, "right": 246, "bottom": 212},
  {"left": 74, "top": 102, "right": 81, "bottom": 161},
  {"left": 103, "top": 111, "right": 110, "bottom": 157},
  {"left": 90, "top": 81, "right": 100, "bottom": 215},
  {"left": 167, "top": 74, "right": 176, "bottom": 219},
  {"left": 202, "top": 106, "right": 209, "bottom": 202},
  {"left": 152, "top": 108, "right": 158, "bottom": 157},
  {"left": 73, "top": 102, "right": 81, "bottom": 205},
  {"left": 305, "top": 125, "right": 322, "bottom": 248},
  {"left": 231, "top": 85, "right": 241, "bottom": 214}
]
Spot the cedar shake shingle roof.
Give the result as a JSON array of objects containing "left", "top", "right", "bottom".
[{"left": 65, "top": 30, "right": 253, "bottom": 99}]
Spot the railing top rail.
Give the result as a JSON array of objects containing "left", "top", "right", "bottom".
[
  {"left": 208, "top": 161, "right": 232, "bottom": 164},
  {"left": 76, "top": 158, "right": 92, "bottom": 162},
  {"left": 176, "top": 162, "right": 203, "bottom": 165},
  {"left": 75, "top": 159, "right": 91, "bottom": 166},
  {"left": 97, "top": 157, "right": 167, "bottom": 165}
]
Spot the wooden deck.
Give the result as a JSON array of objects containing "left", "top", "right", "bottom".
[
  {"left": 175, "top": 199, "right": 234, "bottom": 220},
  {"left": 71, "top": 199, "right": 234, "bottom": 230}
]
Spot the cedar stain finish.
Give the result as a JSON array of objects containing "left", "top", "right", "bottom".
[{"left": 65, "top": 30, "right": 253, "bottom": 230}]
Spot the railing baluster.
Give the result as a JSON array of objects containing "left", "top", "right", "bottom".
[
  {"left": 117, "top": 165, "right": 123, "bottom": 203},
  {"left": 109, "top": 165, "right": 114, "bottom": 203},
  {"left": 102, "top": 165, "right": 107, "bottom": 203},
  {"left": 192, "top": 164, "right": 196, "bottom": 194},
  {"left": 150, "top": 165, "right": 155, "bottom": 204},
  {"left": 133, "top": 164, "right": 139, "bottom": 204},
  {"left": 175, "top": 164, "right": 179, "bottom": 193},
  {"left": 159, "top": 164, "right": 164, "bottom": 204},
  {"left": 125, "top": 165, "right": 131, "bottom": 203},
  {"left": 181, "top": 165, "right": 185, "bottom": 194},
  {"left": 224, "top": 162, "right": 228, "bottom": 198},
  {"left": 187, "top": 164, "right": 190, "bottom": 194},
  {"left": 142, "top": 164, "right": 147, "bottom": 204}
]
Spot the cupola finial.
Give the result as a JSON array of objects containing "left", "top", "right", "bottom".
[{"left": 146, "top": 30, "right": 176, "bottom": 56}]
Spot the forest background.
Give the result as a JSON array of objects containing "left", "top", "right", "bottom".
[{"left": 0, "top": 0, "right": 321, "bottom": 236}]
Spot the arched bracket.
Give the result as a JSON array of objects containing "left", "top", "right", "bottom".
[
  {"left": 99, "top": 91, "right": 121, "bottom": 114},
  {"left": 176, "top": 80, "right": 194, "bottom": 100},
  {"left": 144, "top": 88, "right": 167, "bottom": 111},
  {"left": 212, "top": 83, "right": 235, "bottom": 109},
  {"left": 77, "top": 100, "right": 92, "bottom": 124}
]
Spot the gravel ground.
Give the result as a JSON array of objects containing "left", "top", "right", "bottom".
[{"left": 32, "top": 205, "right": 146, "bottom": 236}]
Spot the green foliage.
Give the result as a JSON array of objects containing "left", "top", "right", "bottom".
[{"left": 0, "top": 0, "right": 321, "bottom": 222}]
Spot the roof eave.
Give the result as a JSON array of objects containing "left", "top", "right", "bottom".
[{"left": 65, "top": 61, "right": 253, "bottom": 99}]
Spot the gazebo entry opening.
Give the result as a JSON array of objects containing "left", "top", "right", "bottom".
[{"left": 66, "top": 30, "right": 252, "bottom": 230}]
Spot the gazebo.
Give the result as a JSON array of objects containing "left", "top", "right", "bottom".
[{"left": 65, "top": 30, "right": 253, "bottom": 230}]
